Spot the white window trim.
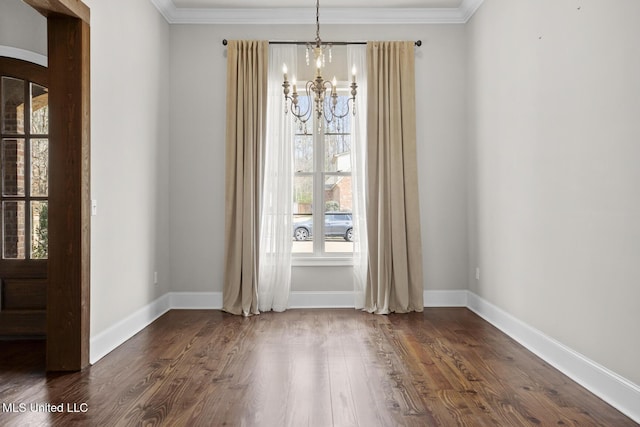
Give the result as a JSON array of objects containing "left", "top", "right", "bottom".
[
  {"left": 292, "top": 85, "right": 355, "bottom": 263},
  {"left": 292, "top": 256, "right": 354, "bottom": 267}
]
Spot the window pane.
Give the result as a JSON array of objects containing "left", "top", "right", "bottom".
[
  {"left": 31, "top": 139, "right": 48, "bottom": 196},
  {"left": 2, "top": 138, "right": 26, "bottom": 196},
  {"left": 30, "top": 83, "right": 49, "bottom": 134},
  {"left": 324, "top": 133, "right": 351, "bottom": 172},
  {"left": 294, "top": 175, "right": 313, "bottom": 215},
  {"left": 292, "top": 214, "right": 313, "bottom": 253},
  {"left": 2, "top": 201, "right": 26, "bottom": 259},
  {"left": 294, "top": 133, "right": 313, "bottom": 173},
  {"left": 293, "top": 176, "right": 313, "bottom": 253},
  {"left": 31, "top": 201, "right": 48, "bottom": 259},
  {"left": 1, "top": 77, "right": 25, "bottom": 135},
  {"left": 324, "top": 175, "right": 353, "bottom": 253}
]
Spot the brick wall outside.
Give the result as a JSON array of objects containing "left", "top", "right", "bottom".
[{"left": 2, "top": 79, "right": 27, "bottom": 259}]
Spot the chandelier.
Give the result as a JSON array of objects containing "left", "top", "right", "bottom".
[{"left": 282, "top": 0, "right": 357, "bottom": 133}]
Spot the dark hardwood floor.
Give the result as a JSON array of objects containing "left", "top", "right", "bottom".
[{"left": 0, "top": 308, "right": 636, "bottom": 426}]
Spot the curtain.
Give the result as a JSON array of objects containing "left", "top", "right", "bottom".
[
  {"left": 222, "top": 40, "right": 268, "bottom": 316},
  {"left": 365, "top": 41, "right": 424, "bottom": 314},
  {"left": 348, "top": 45, "right": 368, "bottom": 309},
  {"left": 258, "top": 45, "right": 297, "bottom": 312}
]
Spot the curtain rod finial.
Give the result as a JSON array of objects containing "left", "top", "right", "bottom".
[
  {"left": 415, "top": 40, "right": 422, "bottom": 47},
  {"left": 223, "top": 39, "right": 228, "bottom": 46}
]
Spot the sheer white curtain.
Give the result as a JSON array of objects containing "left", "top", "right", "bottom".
[
  {"left": 258, "top": 45, "right": 297, "bottom": 312},
  {"left": 348, "top": 45, "right": 368, "bottom": 309}
]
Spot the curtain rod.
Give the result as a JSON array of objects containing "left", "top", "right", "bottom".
[{"left": 221, "top": 39, "right": 422, "bottom": 47}]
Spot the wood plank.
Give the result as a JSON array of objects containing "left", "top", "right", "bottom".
[
  {"left": 0, "top": 261, "right": 47, "bottom": 279},
  {"left": 46, "top": 15, "right": 91, "bottom": 372},
  {"left": 0, "top": 309, "right": 636, "bottom": 426},
  {"left": 0, "top": 311, "right": 46, "bottom": 335},
  {"left": 1, "top": 279, "right": 47, "bottom": 310},
  {"left": 21, "top": 0, "right": 90, "bottom": 24}
]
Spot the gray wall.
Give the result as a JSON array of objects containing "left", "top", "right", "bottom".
[
  {"left": 169, "top": 23, "right": 469, "bottom": 294},
  {"left": 85, "top": 0, "right": 171, "bottom": 336},
  {"left": 0, "top": 0, "right": 46, "bottom": 56},
  {"left": 467, "top": 0, "right": 640, "bottom": 385}
]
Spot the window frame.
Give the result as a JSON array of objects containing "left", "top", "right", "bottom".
[
  {"left": 1, "top": 76, "right": 49, "bottom": 261},
  {"left": 292, "top": 86, "right": 355, "bottom": 264}
]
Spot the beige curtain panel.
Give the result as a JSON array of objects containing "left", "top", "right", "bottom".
[
  {"left": 223, "top": 40, "right": 269, "bottom": 316},
  {"left": 365, "top": 41, "right": 424, "bottom": 314}
]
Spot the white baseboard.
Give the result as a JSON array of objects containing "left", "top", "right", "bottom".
[
  {"left": 89, "top": 289, "right": 639, "bottom": 423},
  {"left": 89, "top": 293, "right": 171, "bottom": 364},
  {"left": 467, "top": 292, "right": 640, "bottom": 423}
]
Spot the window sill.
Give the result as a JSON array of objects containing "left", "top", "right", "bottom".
[{"left": 292, "top": 256, "right": 354, "bottom": 267}]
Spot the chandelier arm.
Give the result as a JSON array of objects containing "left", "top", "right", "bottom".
[
  {"left": 322, "top": 79, "right": 335, "bottom": 121},
  {"left": 327, "top": 95, "right": 355, "bottom": 120},
  {"left": 284, "top": 92, "right": 311, "bottom": 125},
  {"left": 288, "top": 81, "right": 314, "bottom": 124}
]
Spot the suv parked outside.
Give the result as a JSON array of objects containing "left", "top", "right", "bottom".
[{"left": 293, "top": 213, "right": 353, "bottom": 242}]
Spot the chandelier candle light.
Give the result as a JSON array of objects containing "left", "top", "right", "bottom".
[{"left": 282, "top": 0, "right": 357, "bottom": 133}]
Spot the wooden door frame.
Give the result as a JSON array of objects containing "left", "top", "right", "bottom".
[{"left": 22, "top": 0, "right": 91, "bottom": 371}]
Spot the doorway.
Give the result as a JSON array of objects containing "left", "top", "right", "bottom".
[{"left": 2, "top": 0, "right": 91, "bottom": 371}]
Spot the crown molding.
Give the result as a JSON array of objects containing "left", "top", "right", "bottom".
[
  {"left": 149, "top": 0, "right": 176, "bottom": 22},
  {"left": 458, "top": 0, "right": 484, "bottom": 22},
  {"left": 150, "top": 0, "right": 484, "bottom": 25}
]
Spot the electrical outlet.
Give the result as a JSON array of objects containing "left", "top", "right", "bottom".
[{"left": 475, "top": 267, "right": 480, "bottom": 281}]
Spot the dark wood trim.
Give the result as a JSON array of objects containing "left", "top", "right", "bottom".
[
  {"left": 0, "top": 311, "right": 46, "bottom": 335},
  {"left": 0, "top": 260, "right": 48, "bottom": 278},
  {"left": 0, "top": 57, "right": 48, "bottom": 84},
  {"left": 45, "top": 15, "right": 91, "bottom": 371},
  {"left": 22, "top": 0, "right": 90, "bottom": 24}
]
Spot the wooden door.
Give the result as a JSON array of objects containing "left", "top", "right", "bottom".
[{"left": 0, "top": 57, "right": 49, "bottom": 336}]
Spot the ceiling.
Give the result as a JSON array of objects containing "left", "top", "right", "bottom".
[{"left": 150, "top": 0, "right": 483, "bottom": 24}]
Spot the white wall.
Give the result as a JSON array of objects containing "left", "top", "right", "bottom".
[
  {"left": 169, "top": 23, "right": 469, "bottom": 294},
  {"left": 85, "top": 0, "right": 171, "bottom": 336},
  {"left": 467, "top": 0, "right": 640, "bottom": 385}
]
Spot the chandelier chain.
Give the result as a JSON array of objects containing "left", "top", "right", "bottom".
[{"left": 316, "top": 0, "right": 321, "bottom": 47}]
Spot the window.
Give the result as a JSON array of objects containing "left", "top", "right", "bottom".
[
  {"left": 292, "top": 91, "right": 354, "bottom": 256},
  {"left": 1, "top": 76, "right": 49, "bottom": 260}
]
